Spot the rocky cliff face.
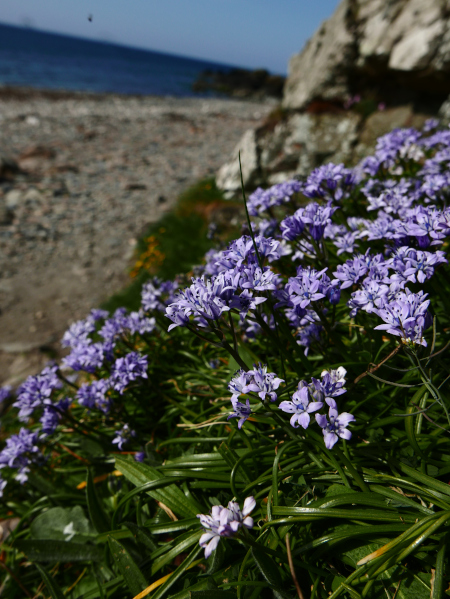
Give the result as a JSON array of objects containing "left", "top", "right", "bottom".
[{"left": 217, "top": 0, "right": 450, "bottom": 194}]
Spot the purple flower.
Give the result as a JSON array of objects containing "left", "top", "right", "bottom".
[
  {"left": 14, "top": 365, "right": 62, "bottom": 422},
  {"left": 111, "top": 352, "right": 148, "bottom": 394},
  {"left": 247, "top": 180, "right": 302, "bottom": 216},
  {"left": 165, "top": 304, "right": 191, "bottom": 331},
  {"left": 141, "top": 278, "right": 178, "bottom": 312},
  {"left": 333, "top": 256, "right": 369, "bottom": 289},
  {"left": 61, "top": 317, "right": 96, "bottom": 349},
  {"left": 228, "top": 370, "right": 252, "bottom": 402},
  {"left": 348, "top": 279, "right": 389, "bottom": 315},
  {"left": 112, "top": 424, "right": 136, "bottom": 450},
  {"left": 0, "top": 428, "right": 41, "bottom": 484},
  {"left": 126, "top": 311, "right": 156, "bottom": 335},
  {"left": 373, "top": 128, "right": 422, "bottom": 169},
  {"left": 285, "top": 268, "right": 327, "bottom": 308},
  {"left": 406, "top": 206, "right": 444, "bottom": 248},
  {"left": 166, "top": 275, "right": 232, "bottom": 330},
  {"left": 244, "top": 364, "right": 284, "bottom": 402},
  {"left": 197, "top": 496, "right": 256, "bottom": 558},
  {"left": 280, "top": 210, "right": 306, "bottom": 241},
  {"left": 393, "top": 247, "right": 447, "bottom": 284},
  {"left": 39, "top": 398, "right": 71, "bottom": 438},
  {"left": 423, "top": 118, "right": 439, "bottom": 132},
  {"left": 316, "top": 407, "right": 355, "bottom": 449},
  {"left": 296, "top": 322, "right": 323, "bottom": 356},
  {"left": 279, "top": 385, "right": 323, "bottom": 429},
  {"left": 240, "top": 264, "right": 280, "bottom": 292},
  {"left": 90, "top": 309, "right": 109, "bottom": 321},
  {"left": 333, "top": 232, "right": 359, "bottom": 256},
  {"left": 76, "top": 379, "right": 112, "bottom": 413},
  {"left": 320, "top": 367, "right": 347, "bottom": 406},
  {"left": 374, "top": 289, "right": 430, "bottom": 346},
  {"left": 304, "top": 163, "right": 355, "bottom": 202},
  {"left": 0, "top": 386, "right": 12, "bottom": 403},
  {"left": 228, "top": 397, "right": 252, "bottom": 429},
  {"left": 63, "top": 341, "right": 106, "bottom": 373},
  {"left": 134, "top": 451, "right": 146, "bottom": 462},
  {"left": 302, "top": 202, "right": 338, "bottom": 241}
]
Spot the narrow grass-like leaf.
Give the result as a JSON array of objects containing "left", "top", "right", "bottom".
[
  {"left": 190, "top": 592, "right": 235, "bottom": 598},
  {"left": 15, "top": 539, "right": 103, "bottom": 562},
  {"left": 270, "top": 506, "right": 420, "bottom": 523},
  {"left": 294, "top": 524, "right": 408, "bottom": 556},
  {"left": 396, "top": 461, "right": 450, "bottom": 497},
  {"left": 35, "top": 564, "right": 65, "bottom": 599},
  {"left": 432, "top": 538, "right": 447, "bottom": 599},
  {"left": 86, "top": 470, "right": 111, "bottom": 534},
  {"left": 108, "top": 536, "right": 147, "bottom": 596},
  {"left": 124, "top": 522, "right": 158, "bottom": 551},
  {"left": 149, "top": 544, "right": 203, "bottom": 599},
  {"left": 151, "top": 529, "right": 203, "bottom": 575},
  {"left": 146, "top": 517, "right": 199, "bottom": 535},
  {"left": 115, "top": 456, "right": 200, "bottom": 517},
  {"left": 251, "top": 546, "right": 284, "bottom": 589}
]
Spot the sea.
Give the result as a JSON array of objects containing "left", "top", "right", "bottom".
[{"left": 0, "top": 22, "right": 238, "bottom": 97}]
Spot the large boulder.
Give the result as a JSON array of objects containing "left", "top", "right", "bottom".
[
  {"left": 283, "top": 0, "right": 354, "bottom": 110},
  {"left": 216, "top": 111, "right": 362, "bottom": 193},
  {"left": 217, "top": 0, "right": 447, "bottom": 194},
  {"left": 283, "top": 0, "right": 450, "bottom": 111},
  {"left": 216, "top": 129, "right": 260, "bottom": 194}
]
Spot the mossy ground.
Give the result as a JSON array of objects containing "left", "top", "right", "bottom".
[{"left": 102, "top": 178, "right": 242, "bottom": 312}]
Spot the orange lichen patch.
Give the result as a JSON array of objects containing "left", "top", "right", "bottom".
[
  {"left": 130, "top": 235, "right": 165, "bottom": 278},
  {"left": 76, "top": 470, "right": 123, "bottom": 490}
]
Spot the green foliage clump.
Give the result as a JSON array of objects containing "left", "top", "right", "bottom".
[{"left": 1, "top": 124, "right": 450, "bottom": 599}]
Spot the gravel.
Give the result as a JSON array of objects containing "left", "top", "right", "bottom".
[{"left": 0, "top": 89, "right": 273, "bottom": 384}]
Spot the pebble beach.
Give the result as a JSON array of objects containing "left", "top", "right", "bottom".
[{"left": 0, "top": 88, "right": 272, "bottom": 384}]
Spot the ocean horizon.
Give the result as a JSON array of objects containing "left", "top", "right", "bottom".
[{"left": 0, "top": 22, "right": 248, "bottom": 97}]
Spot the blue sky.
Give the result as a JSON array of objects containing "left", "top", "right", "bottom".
[{"left": 0, "top": 0, "right": 339, "bottom": 73}]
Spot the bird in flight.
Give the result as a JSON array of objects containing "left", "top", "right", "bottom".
[{"left": 88, "top": 14, "right": 93, "bottom": 22}]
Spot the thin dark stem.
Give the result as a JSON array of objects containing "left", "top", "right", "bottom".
[
  {"left": 286, "top": 533, "right": 305, "bottom": 599},
  {"left": 238, "top": 152, "right": 262, "bottom": 268}
]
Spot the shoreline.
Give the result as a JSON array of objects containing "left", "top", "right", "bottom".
[
  {"left": 0, "top": 84, "right": 279, "bottom": 104},
  {"left": 0, "top": 91, "right": 273, "bottom": 384}
]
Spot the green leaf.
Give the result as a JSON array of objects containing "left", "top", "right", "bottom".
[
  {"left": 146, "top": 517, "right": 199, "bottom": 535},
  {"left": 35, "top": 564, "right": 65, "bottom": 599},
  {"left": 151, "top": 530, "right": 202, "bottom": 575},
  {"left": 271, "top": 506, "right": 419, "bottom": 523},
  {"left": 397, "top": 461, "right": 450, "bottom": 497},
  {"left": 86, "top": 470, "right": 111, "bottom": 534},
  {"left": 433, "top": 539, "right": 447, "bottom": 599},
  {"left": 190, "top": 592, "right": 235, "bottom": 599},
  {"left": 168, "top": 578, "right": 218, "bottom": 599},
  {"left": 343, "top": 542, "right": 382, "bottom": 569},
  {"left": 27, "top": 472, "right": 59, "bottom": 496},
  {"left": 115, "top": 455, "right": 201, "bottom": 518},
  {"left": 228, "top": 343, "right": 256, "bottom": 373},
  {"left": 150, "top": 544, "right": 203, "bottom": 599},
  {"left": 251, "top": 546, "right": 284, "bottom": 589},
  {"left": 218, "top": 443, "right": 251, "bottom": 483},
  {"left": 205, "top": 536, "right": 225, "bottom": 574},
  {"left": 108, "top": 536, "right": 147, "bottom": 596},
  {"left": 30, "top": 506, "right": 95, "bottom": 542},
  {"left": 325, "top": 484, "right": 354, "bottom": 497},
  {"left": 397, "top": 572, "right": 432, "bottom": 599},
  {"left": 405, "top": 387, "right": 427, "bottom": 456},
  {"left": 15, "top": 539, "right": 103, "bottom": 562},
  {"left": 123, "top": 521, "right": 158, "bottom": 551}
]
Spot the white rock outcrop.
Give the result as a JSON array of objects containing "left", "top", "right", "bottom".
[{"left": 283, "top": 0, "right": 450, "bottom": 111}]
